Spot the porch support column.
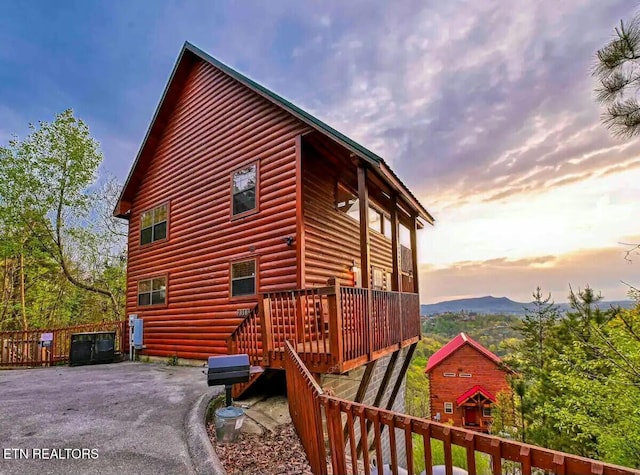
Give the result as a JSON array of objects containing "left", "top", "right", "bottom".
[
  {"left": 357, "top": 163, "right": 371, "bottom": 288},
  {"left": 410, "top": 213, "right": 419, "bottom": 294},
  {"left": 390, "top": 194, "right": 400, "bottom": 292},
  {"left": 357, "top": 163, "right": 373, "bottom": 360}
]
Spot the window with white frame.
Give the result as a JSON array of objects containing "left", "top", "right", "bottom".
[
  {"left": 444, "top": 402, "right": 453, "bottom": 414},
  {"left": 443, "top": 372, "right": 456, "bottom": 377},
  {"left": 459, "top": 372, "right": 472, "bottom": 378}
]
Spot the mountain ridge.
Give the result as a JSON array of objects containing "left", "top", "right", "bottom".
[{"left": 421, "top": 295, "right": 633, "bottom": 316}]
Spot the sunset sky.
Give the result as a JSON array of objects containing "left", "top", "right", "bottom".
[{"left": 1, "top": 1, "right": 638, "bottom": 304}]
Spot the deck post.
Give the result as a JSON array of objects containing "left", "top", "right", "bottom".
[
  {"left": 390, "top": 194, "right": 401, "bottom": 292},
  {"left": 328, "top": 278, "right": 343, "bottom": 372},
  {"left": 410, "top": 213, "right": 419, "bottom": 294},
  {"left": 357, "top": 163, "right": 373, "bottom": 359},
  {"left": 259, "top": 297, "right": 273, "bottom": 366}
]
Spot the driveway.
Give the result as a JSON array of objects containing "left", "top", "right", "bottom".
[{"left": 0, "top": 362, "right": 222, "bottom": 475}]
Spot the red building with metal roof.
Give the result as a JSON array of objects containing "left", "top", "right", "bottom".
[{"left": 425, "top": 332, "right": 512, "bottom": 432}]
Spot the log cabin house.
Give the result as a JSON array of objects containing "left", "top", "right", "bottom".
[
  {"left": 426, "top": 332, "right": 513, "bottom": 432},
  {"left": 114, "top": 42, "right": 432, "bottom": 401}
]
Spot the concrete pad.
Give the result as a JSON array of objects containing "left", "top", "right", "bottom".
[
  {"left": 0, "top": 362, "right": 223, "bottom": 475},
  {"left": 239, "top": 416, "right": 264, "bottom": 436},
  {"left": 241, "top": 395, "right": 291, "bottom": 434}
]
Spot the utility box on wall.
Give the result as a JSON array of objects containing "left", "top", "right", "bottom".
[{"left": 129, "top": 314, "right": 143, "bottom": 350}]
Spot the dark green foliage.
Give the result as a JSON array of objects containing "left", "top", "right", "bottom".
[
  {"left": 594, "top": 14, "right": 640, "bottom": 138},
  {"left": 422, "top": 312, "right": 522, "bottom": 356},
  {"left": 507, "top": 286, "right": 640, "bottom": 467}
]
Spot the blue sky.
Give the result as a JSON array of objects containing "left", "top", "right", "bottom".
[{"left": 1, "top": 1, "right": 639, "bottom": 303}]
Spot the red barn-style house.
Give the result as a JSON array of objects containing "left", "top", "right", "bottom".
[
  {"left": 426, "top": 332, "right": 512, "bottom": 432},
  {"left": 115, "top": 42, "right": 433, "bottom": 401}
]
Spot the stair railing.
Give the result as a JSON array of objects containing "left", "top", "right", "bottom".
[{"left": 227, "top": 304, "right": 263, "bottom": 366}]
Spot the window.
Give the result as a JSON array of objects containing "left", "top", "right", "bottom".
[
  {"left": 400, "top": 223, "right": 411, "bottom": 248},
  {"left": 369, "top": 206, "right": 382, "bottom": 233},
  {"left": 352, "top": 265, "right": 362, "bottom": 287},
  {"left": 138, "top": 277, "right": 166, "bottom": 306},
  {"left": 372, "top": 267, "right": 384, "bottom": 290},
  {"left": 336, "top": 184, "right": 360, "bottom": 221},
  {"left": 232, "top": 164, "right": 257, "bottom": 216},
  {"left": 459, "top": 373, "right": 472, "bottom": 378},
  {"left": 483, "top": 406, "right": 492, "bottom": 417},
  {"left": 382, "top": 215, "right": 393, "bottom": 239},
  {"left": 444, "top": 402, "right": 453, "bottom": 414},
  {"left": 231, "top": 260, "right": 256, "bottom": 297},
  {"left": 140, "top": 204, "right": 168, "bottom": 245},
  {"left": 443, "top": 372, "right": 456, "bottom": 377}
]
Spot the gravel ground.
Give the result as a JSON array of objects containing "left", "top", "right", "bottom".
[{"left": 208, "top": 422, "right": 313, "bottom": 475}]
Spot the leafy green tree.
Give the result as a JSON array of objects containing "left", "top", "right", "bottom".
[{"left": 0, "top": 110, "right": 125, "bottom": 325}]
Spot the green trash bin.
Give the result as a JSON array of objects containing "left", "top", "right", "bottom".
[{"left": 214, "top": 406, "right": 245, "bottom": 443}]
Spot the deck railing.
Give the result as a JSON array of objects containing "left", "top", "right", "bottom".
[
  {"left": 284, "top": 343, "right": 640, "bottom": 475},
  {"left": 284, "top": 341, "right": 327, "bottom": 475},
  {"left": 234, "top": 283, "right": 421, "bottom": 373},
  {"left": 0, "top": 320, "right": 127, "bottom": 367}
]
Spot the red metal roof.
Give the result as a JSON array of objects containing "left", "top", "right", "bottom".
[
  {"left": 425, "top": 332, "right": 503, "bottom": 373},
  {"left": 456, "top": 385, "right": 497, "bottom": 406}
]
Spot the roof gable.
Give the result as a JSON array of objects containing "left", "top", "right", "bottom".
[
  {"left": 115, "top": 42, "right": 433, "bottom": 223},
  {"left": 425, "top": 332, "right": 503, "bottom": 373},
  {"left": 455, "top": 385, "right": 497, "bottom": 405}
]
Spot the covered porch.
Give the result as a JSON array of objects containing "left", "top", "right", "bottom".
[{"left": 458, "top": 385, "right": 496, "bottom": 433}]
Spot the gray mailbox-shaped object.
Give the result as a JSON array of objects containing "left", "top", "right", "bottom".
[
  {"left": 207, "top": 354, "right": 250, "bottom": 407},
  {"left": 207, "top": 354, "right": 250, "bottom": 386}
]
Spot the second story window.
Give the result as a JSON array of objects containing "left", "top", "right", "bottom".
[
  {"left": 140, "top": 204, "right": 168, "bottom": 245},
  {"left": 336, "top": 184, "right": 360, "bottom": 221},
  {"left": 232, "top": 163, "right": 257, "bottom": 216}
]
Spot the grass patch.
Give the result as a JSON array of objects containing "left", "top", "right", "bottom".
[{"left": 412, "top": 435, "right": 492, "bottom": 474}]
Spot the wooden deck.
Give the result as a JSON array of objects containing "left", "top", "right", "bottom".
[{"left": 228, "top": 282, "right": 421, "bottom": 374}]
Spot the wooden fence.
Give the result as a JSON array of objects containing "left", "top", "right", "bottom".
[
  {"left": 284, "top": 342, "right": 640, "bottom": 475},
  {"left": 0, "top": 321, "right": 128, "bottom": 367}
]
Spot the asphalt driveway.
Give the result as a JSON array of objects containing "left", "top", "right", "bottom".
[{"left": 0, "top": 362, "right": 222, "bottom": 475}]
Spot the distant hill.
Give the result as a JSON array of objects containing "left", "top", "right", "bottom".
[{"left": 421, "top": 296, "right": 634, "bottom": 316}]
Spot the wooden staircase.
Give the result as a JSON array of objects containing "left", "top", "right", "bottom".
[{"left": 227, "top": 304, "right": 270, "bottom": 399}]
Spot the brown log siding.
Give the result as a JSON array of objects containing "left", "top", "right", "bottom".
[
  {"left": 302, "top": 149, "right": 393, "bottom": 287},
  {"left": 126, "top": 59, "right": 310, "bottom": 359}
]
